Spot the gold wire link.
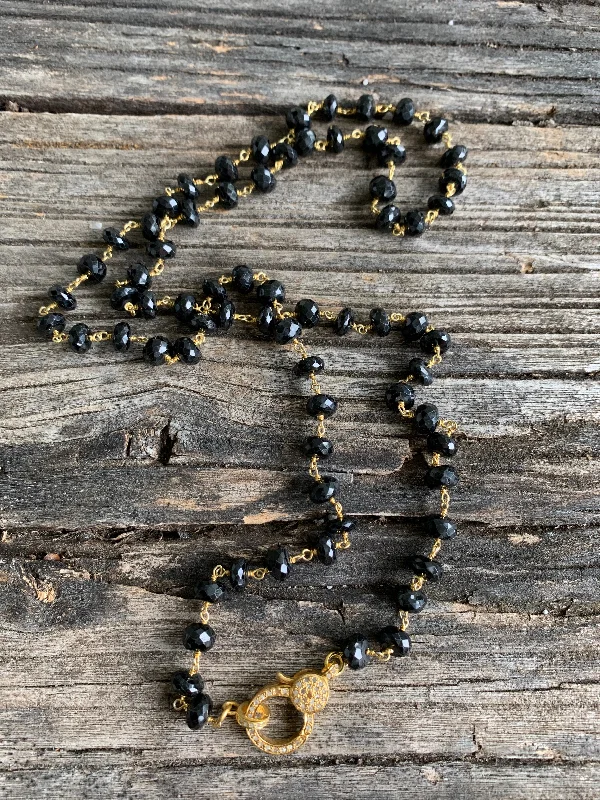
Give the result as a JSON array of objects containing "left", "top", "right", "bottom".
[
  {"left": 233, "top": 313, "right": 258, "bottom": 323},
  {"left": 410, "top": 575, "right": 426, "bottom": 591},
  {"left": 375, "top": 103, "right": 395, "bottom": 115},
  {"left": 211, "top": 564, "right": 229, "bottom": 581},
  {"left": 308, "top": 455, "right": 321, "bottom": 481},
  {"left": 208, "top": 701, "right": 239, "bottom": 729},
  {"left": 367, "top": 647, "right": 394, "bottom": 662},
  {"left": 173, "top": 697, "right": 188, "bottom": 711},
  {"left": 199, "top": 198, "right": 218, "bottom": 211},
  {"left": 427, "top": 345, "right": 443, "bottom": 368},
  {"left": 123, "top": 302, "right": 138, "bottom": 316},
  {"left": 39, "top": 303, "right": 59, "bottom": 316},
  {"left": 425, "top": 209, "right": 439, "bottom": 225},
  {"left": 307, "top": 100, "right": 323, "bottom": 116},
  {"left": 316, "top": 417, "right": 326, "bottom": 438},
  {"left": 390, "top": 312, "right": 406, "bottom": 323},
  {"left": 370, "top": 198, "right": 380, "bottom": 215},
  {"left": 238, "top": 183, "right": 255, "bottom": 198},
  {"left": 129, "top": 335, "right": 148, "bottom": 343},
  {"left": 291, "top": 338, "right": 309, "bottom": 359},
  {"left": 456, "top": 163, "right": 467, "bottom": 175},
  {"left": 445, "top": 182, "right": 457, "bottom": 198},
  {"left": 115, "top": 279, "right": 128, "bottom": 288},
  {"left": 121, "top": 220, "right": 140, "bottom": 234},
  {"left": 398, "top": 610, "right": 410, "bottom": 631},
  {"left": 149, "top": 259, "right": 165, "bottom": 277},
  {"left": 51, "top": 330, "right": 68, "bottom": 343},
  {"left": 351, "top": 322, "right": 371, "bottom": 335},
  {"left": 441, "top": 131, "right": 453, "bottom": 148},
  {"left": 321, "top": 309, "right": 336, "bottom": 321},
  {"left": 329, "top": 497, "right": 344, "bottom": 521},
  {"left": 392, "top": 223, "right": 406, "bottom": 237},
  {"left": 199, "top": 602, "right": 211, "bottom": 624},
  {"left": 397, "top": 402, "right": 415, "bottom": 418},
  {"left": 337, "top": 106, "right": 356, "bottom": 116},
  {"left": 440, "top": 487, "right": 451, "bottom": 518},
  {"left": 164, "top": 354, "right": 180, "bottom": 365},
  {"left": 195, "top": 297, "right": 213, "bottom": 314},
  {"left": 314, "top": 139, "right": 328, "bottom": 152},
  {"left": 192, "top": 331, "right": 206, "bottom": 347},
  {"left": 309, "top": 372, "right": 322, "bottom": 395},
  {"left": 102, "top": 247, "right": 114, "bottom": 262},
  {"left": 428, "top": 537, "right": 443, "bottom": 560},
  {"left": 388, "top": 161, "right": 396, "bottom": 181},
  {"left": 414, "top": 110, "right": 431, "bottom": 123},
  {"left": 271, "top": 159, "right": 285, "bottom": 174},
  {"left": 430, "top": 452, "right": 441, "bottom": 467},
  {"left": 88, "top": 330, "right": 111, "bottom": 342},
  {"left": 65, "top": 273, "right": 89, "bottom": 293},
  {"left": 323, "top": 651, "right": 345, "bottom": 678},
  {"left": 248, "top": 567, "right": 269, "bottom": 581},
  {"left": 218, "top": 275, "right": 233, "bottom": 285},
  {"left": 438, "top": 418, "right": 459, "bottom": 435},
  {"left": 157, "top": 296, "right": 175, "bottom": 309},
  {"left": 238, "top": 149, "right": 251, "bottom": 163},
  {"left": 388, "top": 136, "right": 401, "bottom": 146},
  {"left": 289, "top": 548, "right": 317, "bottom": 564},
  {"left": 190, "top": 651, "right": 202, "bottom": 675},
  {"left": 344, "top": 128, "right": 365, "bottom": 141},
  {"left": 253, "top": 271, "right": 268, "bottom": 283}
]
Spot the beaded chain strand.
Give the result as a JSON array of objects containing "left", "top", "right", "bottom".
[{"left": 34, "top": 93, "right": 466, "bottom": 755}]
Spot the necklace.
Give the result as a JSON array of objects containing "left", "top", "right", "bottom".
[{"left": 35, "top": 93, "right": 467, "bottom": 755}]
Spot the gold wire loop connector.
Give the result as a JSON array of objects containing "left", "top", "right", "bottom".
[
  {"left": 438, "top": 418, "right": 459, "bottom": 435},
  {"left": 121, "top": 220, "right": 140, "bottom": 234},
  {"left": 425, "top": 209, "right": 439, "bottom": 225},
  {"left": 397, "top": 402, "right": 415, "bottom": 418},
  {"left": 392, "top": 223, "right": 406, "bottom": 237},
  {"left": 398, "top": 610, "right": 410, "bottom": 631},
  {"left": 429, "top": 537, "right": 443, "bottom": 560},
  {"left": 445, "top": 182, "right": 457, "bottom": 198},
  {"left": 351, "top": 322, "right": 371, "bottom": 335},
  {"left": 199, "top": 602, "right": 211, "bottom": 625},
  {"left": 211, "top": 564, "right": 229, "bottom": 582},
  {"left": 323, "top": 651, "right": 345, "bottom": 677},
  {"left": 65, "top": 273, "right": 89, "bottom": 293},
  {"left": 314, "top": 139, "right": 327, "bottom": 152},
  {"left": 208, "top": 700, "right": 239, "bottom": 729},
  {"left": 414, "top": 110, "right": 431, "bottom": 123},
  {"left": 410, "top": 575, "right": 425, "bottom": 591},
  {"left": 88, "top": 330, "right": 111, "bottom": 342},
  {"left": 51, "top": 330, "right": 68, "bottom": 343},
  {"left": 123, "top": 302, "right": 138, "bottom": 316},
  {"left": 253, "top": 271, "right": 268, "bottom": 283},
  {"left": 337, "top": 106, "right": 356, "bottom": 116},
  {"left": 440, "top": 486, "right": 451, "bottom": 518},
  {"left": 441, "top": 131, "right": 453, "bottom": 148},
  {"left": 307, "top": 100, "right": 323, "bottom": 116},
  {"left": 248, "top": 567, "right": 268, "bottom": 581},
  {"left": 375, "top": 103, "right": 395, "bottom": 115},
  {"left": 149, "top": 259, "right": 165, "bottom": 277},
  {"left": 156, "top": 296, "right": 175, "bottom": 309},
  {"left": 289, "top": 548, "right": 316, "bottom": 564},
  {"left": 218, "top": 275, "right": 232, "bottom": 285},
  {"left": 390, "top": 312, "right": 406, "bottom": 323},
  {"left": 102, "top": 247, "right": 113, "bottom": 262},
  {"left": 190, "top": 651, "right": 202, "bottom": 675},
  {"left": 430, "top": 452, "right": 441, "bottom": 467},
  {"left": 39, "top": 303, "right": 59, "bottom": 317},
  {"left": 367, "top": 647, "right": 394, "bottom": 662}
]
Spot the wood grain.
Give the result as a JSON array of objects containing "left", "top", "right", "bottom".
[{"left": 0, "top": 6, "right": 599, "bottom": 797}]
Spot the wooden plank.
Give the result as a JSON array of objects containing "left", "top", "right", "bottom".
[{"left": 0, "top": 1, "right": 599, "bottom": 122}]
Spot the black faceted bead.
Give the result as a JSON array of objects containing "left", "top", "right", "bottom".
[
  {"left": 256, "top": 279, "right": 285, "bottom": 305},
  {"left": 180, "top": 197, "right": 200, "bottom": 227},
  {"left": 335, "top": 307, "right": 354, "bottom": 336},
  {"left": 303, "top": 436, "right": 333, "bottom": 458},
  {"left": 440, "top": 144, "right": 468, "bottom": 169},
  {"left": 356, "top": 94, "right": 375, "bottom": 121},
  {"left": 401, "top": 311, "right": 428, "bottom": 342},
  {"left": 286, "top": 106, "right": 311, "bottom": 131},
  {"left": 266, "top": 546, "right": 291, "bottom": 581},
  {"left": 414, "top": 403, "right": 439, "bottom": 434},
  {"left": 214, "top": 156, "right": 239, "bottom": 182},
  {"left": 141, "top": 212, "right": 160, "bottom": 242},
  {"left": 67, "top": 323, "right": 91, "bottom": 354},
  {"left": 271, "top": 142, "right": 298, "bottom": 169},
  {"left": 251, "top": 165, "right": 276, "bottom": 192},
  {"left": 343, "top": 635, "right": 370, "bottom": 670},
  {"left": 408, "top": 357, "right": 434, "bottom": 385},
  {"left": 127, "top": 262, "right": 152, "bottom": 292},
  {"left": 294, "top": 355, "right": 324, "bottom": 376},
  {"left": 186, "top": 694, "right": 212, "bottom": 730},
  {"left": 425, "top": 465, "right": 459, "bottom": 489},
  {"left": 251, "top": 135, "right": 271, "bottom": 164},
  {"left": 143, "top": 336, "right": 170, "bottom": 365},
  {"left": 257, "top": 305, "right": 276, "bottom": 336},
  {"left": 274, "top": 317, "right": 302, "bottom": 344},
  {"left": 110, "top": 285, "right": 138, "bottom": 310},
  {"left": 369, "top": 176, "right": 396, "bottom": 201},
  {"left": 427, "top": 432, "right": 457, "bottom": 457},
  {"left": 172, "top": 670, "right": 204, "bottom": 697},
  {"left": 370, "top": 307, "right": 391, "bottom": 337},
  {"left": 420, "top": 328, "right": 451, "bottom": 354},
  {"left": 103, "top": 227, "right": 130, "bottom": 250},
  {"left": 38, "top": 312, "right": 66, "bottom": 338},
  {"left": 363, "top": 125, "right": 388, "bottom": 154},
  {"left": 428, "top": 194, "right": 455, "bottom": 216},
  {"left": 378, "top": 625, "right": 411, "bottom": 656},
  {"left": 230, "top": 558, "right": 247, "bottom": 591},
  {"left": 78, "top": 254, "right": 106, "bottom": 283},
  {"left": 316, "top": 534, "right": 337, "bottom": 565},
  {"left": 139, "top": 291, "right": 157, "bottom": 319},
  {"left": 295, "top": 299, "right": 319, "bottom": 328},
  {"left": 306, "top": 394, "right": 338, "bottom": 418},
  {"left": 326, "top": 126, "right": 344, "bottom": 154},
  {"left": 231, "top": 265, "right": 254, "bottom": 294},
  {"left": 177, "top": 173, "right": 199, "bottom": 199},
  {"left": 49, "top": 285, "right": 76, "bottom": 311},
  {"left": 175, "top": 337, "right": 202, "bottom": 364},
  {"left": 326, "top": 517, "right": 355, "bottom": 537},
  {"left": 440, "top": 168, "right": 467, "bottom": 196},
  {"left": 216, "top": 300, "right": 235, "bottom": 330},
  {"left": 203, "top": 278, "right": 228, "bottom": 302},
  {"left": 426, "top": 516, "right": 457, "bottom": 539},
  {"left": 147, "top": 240, "right": 176, "bottom": 260},
  {"left": 385, "top": 382, "right": 415, "bottom": 412},
  {"left": 197, "top": 581, "right": 226, "bottom": 603},
  {"left": 216, "top": 181, "right": 238, "bottom": 209},
  {"left": 309, "top": 476, "right": 337, "bottom": 503},
  {"left": 112, "top": 321, "right": 131, "bottom": 352},
  {"left": 189, "top": 313, "right": 217, "bottom": 335},
  {"left": 393, "top": 98, "right": 415, "bottom": 126},
  {"left": 404, "top": 210, "right": 426, "bottom": 237},
  {"left": 376, "top": 204, "right": 401, "bottom": 231},
  {"left": 295, "top": 129, "right": 316, "bottom": 156},
  {"left": 397, "top": 588, "right": 427, "bottom": 612},
  {"left": 174, "top": 293, "right": 196, "bottom": 322},
  {"left": 423, "top": 117, "right": 449, "bottom": 144},
  {"left": 322, "top": 94, "right": 339, "bottom": 121},
  {"left": 183, "top": 623, "right": 216, "bottom": 652},
  {"left": 411, "top": 555, "right": 443, "bottom": 582},
  {"left": 152, "top": 194, "right": 180, "bottom": 219},
  {"left": 377, "top": 143, "right": 406, "bottom": 167}
]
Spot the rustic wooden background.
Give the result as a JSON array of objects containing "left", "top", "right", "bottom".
[{"left": 1, "top": 1, "right": 599, "bottom": 798}]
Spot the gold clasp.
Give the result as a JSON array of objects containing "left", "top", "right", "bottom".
[{"left": 235, "top": 654, "right": 343, "bottom": 755}]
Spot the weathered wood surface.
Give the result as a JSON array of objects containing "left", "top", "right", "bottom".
[{"left": 1, "top": 3, "right": 600, "bottom": 798}]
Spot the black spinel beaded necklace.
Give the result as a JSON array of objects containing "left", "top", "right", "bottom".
[{"left": 36, "top": 94, "right": 467, "bottom": 755}]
